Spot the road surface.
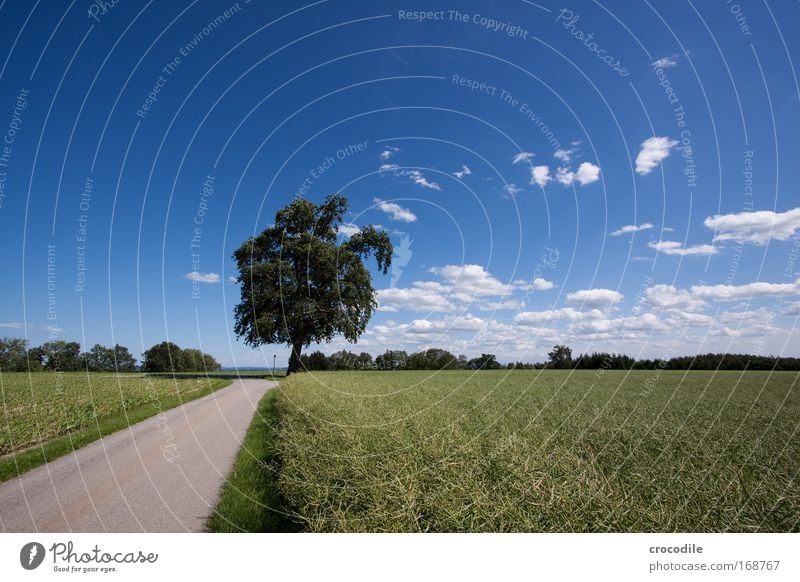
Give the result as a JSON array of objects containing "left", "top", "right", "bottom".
[{"left": 0, "top": 378, "right": 276, "bottom": 532}]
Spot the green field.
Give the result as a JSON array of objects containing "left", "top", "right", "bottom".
[
  {"left": 0, "top": 372, "right": 231, "bottom": 481},
  {"left": 213, "top": 370, "right": 799, "bottom": 532}
]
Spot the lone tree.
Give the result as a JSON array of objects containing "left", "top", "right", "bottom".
[
  {"left": 548, "top": 344, "right": 573, "bottom": 369},
  {"left": 232, "top": 194, "right": 392, "bottom": 374}
]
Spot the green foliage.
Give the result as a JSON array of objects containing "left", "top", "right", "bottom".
[
  {"left": 41, "top": 340, "right": 83, "bottom": 371},
  {"left": 547, "top": 344, "right": 573, "bottom": 369},
  {"left": 468, "top": 353, "right": 502, "bottom": 370},
  {"left": 142, "top": 342, "right": 219, "bottom": 373},
  {"left": 231, "top": 194, "right": 392, "bottom": 373},
  {"left": 267, "top": 370, "right": 800, "bottom": 532},
  {"left": 0, "top": 337, "right": 38, "bottom": 372}
]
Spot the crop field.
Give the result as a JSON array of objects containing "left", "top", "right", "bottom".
[
  {"left": 240, "top": 370, "right": 799, "bottom": 532},
  {"left": 0, "top": 372, "right": 230, "bottom": 481}
]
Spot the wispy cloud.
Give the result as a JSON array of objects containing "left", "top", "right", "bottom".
[
  {"left": 647, "top": 240, "right": 718, "bottom": 256},
  {"left": 380, "top": 145, "right": 400, "bottom": 161},
  {"left": 636, "top": 136, "right": 678, "bottom": 175},
  {"left": 512, "top": 151, "right": 535, "bottom": 164},
  {"left": 185, "top": 272, "right": 221, "bottom": 283},
  {"left": 453, "top": 165, "right": 471, "bottom": 179},
  {"left": 374, "top": 198, "right": 417, "bottom": 223},
  {"left": 610, "top": 222, "right": 654, "bottom": 236},
  {"left": 503, "top": 183, "right": 522, "bottom": 197},
  {"left": 653, "top": 56, "right": 678, "bottom": 68}
]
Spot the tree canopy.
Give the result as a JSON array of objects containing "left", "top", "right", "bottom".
[{"left": 232, "top": 194, "right": 392, "bottom": 373}]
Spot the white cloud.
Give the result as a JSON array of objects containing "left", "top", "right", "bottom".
[
  {"left": 404, "top": 170, "right": 441, "bottom": 190},
  {"left": 636, "top": 136, "right": 678, "bottom": 175},
  {"left": 503, "top": 183, "right": 522, "bottom": 197},
  {"left": 610, "top": 222, "right": 654, "bottom": 236},
  {"left": 377, "top": 286, "right": 456, "bottom": 313},
  {"left": 227, "top": 276, "right": 237, "bottom": 284},
  {"left": 554, "top": 147, "right": 577, "bottom": 162},
  {"left": 512, "top": 152, "right": 535, "bottom": 164},
  {"left": 530, "top": 165, "right": 551, "bottom": 187},
  {"left": 566, "top": 288, "right": 624, "bottom": 308},
  {"left": 690, "top": 279, "right": 800, "bottom": 301},
  {"left": 531, "top": 277, "right": 556, "bottom": 290},
  {"left": 337, "top": 223, "right": 360, "bottom": 238},
  {"left": 653, "top": 56, "right": 678, "bottom": 68},
  {"left": 374, "top": 198, "right": 417, "bottom": 223},
  {"left": 430, "top": 264, "right": 515, "bottom": 297},
  {"left": 0, "top": 321, "right": 64, "bottom": 332},
  {"left": 185, "top": 272, "right": 220, "bottom": 283},
  {"left": 554, "top": 162, "right": 601, "bottom": 186},
  {"left": 380, "top": 146, "right": 400, "bottom": 161},
  {"left": 704, "top": 208, "right": 800, "bottom": 245},
  {"left": 514, "top": 307, "right": 605, "bottom": 325},
  {"left": 647, "top": 240, "right": 718, "bottom": 256},
  {"left": 379, "top": 163, "right": 399, "bottom": 172},
  {"left": 453, "top": 165, "right": 472, "bottom": 179},
  {"left": 640, "top": 284, "right": 707, "bottom": 313}
]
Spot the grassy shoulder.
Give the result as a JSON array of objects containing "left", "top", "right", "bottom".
[
  {"left": 0, "top": 376, "right": 231, "bottom": 483},
  {"left": 208, "top": 386, "right": 300, "bottom": 532}
]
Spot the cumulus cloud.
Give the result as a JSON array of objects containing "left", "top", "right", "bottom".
[
  {"left": 374, "top": 198, "right": 417, "bottom": 223},
  {"left": 530, "top": 165, "right": 551, "bottom": 187},
  {"left": 653, "top": 56, "right": 678, "bottom": 68},
  {"left": 640, "top": 284, "right": 707, "bottom": 313},
  {"left": 636, "top": 136, "right": 678, "bottom": 175},
  {"left": 690, "top": 279, "right": 800, "bottom": 301},
  {"left": 430, "top": 264, "right": 515, "bottom": 298},
  {"left": 531, "top": 277, "right": 556, "bottom": 290},
  {"left": 453, "top": 165, "right": 471, "bottom": 179},
  {"left": 377, "top": 286, "right": 456, "bottom": 313},
  {"left": 514, "top": 307, "right": 605, "bottom": 325},
  {"left": 185, "top": 272, "right": 220, "bottom": 283},
  {"left": 610, "top": 222, "right": 654, "bottom": 236},
  {"left": 565, "top": 288, "right": 624, "bottom": 308},
  {"left": 337, "top": 223, "right": 360, "bottom": 238},
  {"left": 704, "top": 207, "right": 800, "bottom": 245},
  {"left": 554, "top": 163, "right": 601, "bottom": 186},
  {"left": 647, "top": 240, "right": 718, "bottom": 256},
  {"left": 512, "top": 152, "right": 535, "bottom": 164}
]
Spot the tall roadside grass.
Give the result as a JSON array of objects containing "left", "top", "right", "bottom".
[{"left": 264, "top": 370, "right": 799, "bottom": 532}]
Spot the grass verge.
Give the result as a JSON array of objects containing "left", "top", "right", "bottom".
[
  {"left": 208, "top": 386, "right": 301, "bottom": 532},
  {"left": 0, "top": 378, "right": 231, "bottom": 483}
]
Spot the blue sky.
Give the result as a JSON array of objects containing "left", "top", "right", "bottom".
[{"left": 1, "top": 0, "right": 799, "bottom": 366}]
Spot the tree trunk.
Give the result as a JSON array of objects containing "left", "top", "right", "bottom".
[{"left": 287, "top": 341, "right": 303, "bottom": 375}]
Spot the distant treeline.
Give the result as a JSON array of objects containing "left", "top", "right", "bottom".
[
  {"left": 298, "top": 345, "right": 800, "bottom": 372},
  {"left": 0, "top": 338, "right": 220, "bottom": 373}
]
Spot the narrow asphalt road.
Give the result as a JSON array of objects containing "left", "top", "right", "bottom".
[{"left": 0, "top": 378, "right": 276, "bottom": 532}]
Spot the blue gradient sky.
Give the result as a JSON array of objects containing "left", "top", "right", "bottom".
[{"left": 1, "top": 1, "right": 798, "bottom": 366}]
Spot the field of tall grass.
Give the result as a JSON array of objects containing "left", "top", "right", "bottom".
[{"left": 224, "top": 370, "right": 798, "bottom": 532}]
